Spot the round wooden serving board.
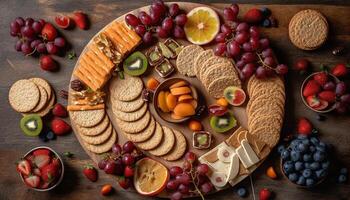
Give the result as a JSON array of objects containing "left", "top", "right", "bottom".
[{"left": 68, "top": 2, "right": 282, "bottom": 197}]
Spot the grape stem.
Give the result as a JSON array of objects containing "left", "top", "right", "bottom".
[
  {"left": 256, "top": 52, "right": 276, "bottom": 71},
  {"left": 189, "top": 163, "right": 205, "bottom": 200}
]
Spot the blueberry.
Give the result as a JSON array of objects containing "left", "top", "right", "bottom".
[
  {"left": 338, "top": 174, "right": 347, "bottom": 183},
  {"left": 305, "top": 163, "right": 311, "bottom": 169},
  {"left": 236, "top": 187, "right": 248, "bottom": 197},
  {"left": 288, "top": 173, "right": 299, "bottom": 182},
  {"left": 302, "top": 138, "right": 310, "bottom": 145},
  {"left": 309, "top": 145, "right": 316, "bottom": 153},
  {"left": 306, "top": 178, "right": 315, "bottom": 187},
  {"left": 291, "top": 151, "right": 301, "bottom": 162},
  {"left": 297, "top": 135, "right": 308, "bottom": 140},
  {"left": 316, "top": 145, "right": 326, "bottom": 153},
  {"left": 321, "top": 161, "right": 330, "bottom": 170},
  {"left": 313, "top": 151, "right": 325, "bottom": 162},
  {"left": 260, "top": 7, "right": 271, "bottom": 17},
  {"left": 303, "top": 154, "right": 312, "bottom": 162},
  {"left": 316, "top": 114, "right": 326, "bottom": 121},
  {"left": 310, "top": 162, "right": 321, "bottom": 170},
  {"left": 261, "top": 19, "right": 271, "bottom": 27},
  {"left": 303, "top": 169, "right": 312, "bottom": 178},
  {"left": 294, "top": 161, "right": 304, "bottom": 171},
  {"left": 291, "top": 140, "right": 300, "bottom": 148},
  {"left": 312, "top": 129, "right": 319, "bottom": 135},
  {"left": 298, "top": 143, "right": 308, "bottom": 153},
  {"left": 283, "top": 161, "right": 295, "bottom": 174},
  {"left": 46, "top": 131, "right": 56, "bottom": 140},
  {"left": 39, "top": 131, "right": 49, "bottom": 142},
  {"left": 318, "top": 142, "right": 326, "bottom": 147},
  {"left": 340, "top": 167, "right": 348, "bottom": 175},
  {"left": 310, "top": 137, "right": 319, "bottom": 145},
  {"left": 296, "top": 176, "right": 306, "bottom": 186},
  {"left": 277, "top": 145, "right": 286, "bottom": 154},
  {"left": 315, "top": 169, "right": 327, "bottom": 178},
  {"left": 281, "top": 150, "right": 290, "bottom": 160}
]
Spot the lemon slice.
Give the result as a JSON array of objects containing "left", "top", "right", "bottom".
[
  {"left": 133, "top": 158, "right": 169, "bottom": 196},
  {"left": 184, "top": 7, "right": 220, "bottom": 45}
]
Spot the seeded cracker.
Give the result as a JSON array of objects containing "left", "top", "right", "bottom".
[
  {"left": 84, "top": 129, "right": 117, "bottom": 154},
  {"left": 9, "top": 79, "right": 40, "bottom": 113},
  {"left": 80, "top": 122, "right": 113, "bottom": 145},
  {"left": 70, "top": 109, "right": 105, "bottom": 128},
  {"left": 113, "top": 103, "right": 148, "bottom": 122},
  {"left": 78, "top": 114, "right": 110, "bottom": 136},
  {"left": 112, "top": 95, "right": 144, "bottom": 113},
  {"left": 194, "top": 49, "right": 214, "bottom": 79},
  {"left": 176, "top": 45, "right": 204, "bottom": 77},
  {"left": 124, "top": 117, "right": 156, "bottom": 143},
  {"left": 162, "top": 129, "right": 187, "bottom": 161},
  {"left": 109, "top": 74, "right": 143, "bottom": 102},
  {"left": 149, "top": 126, "right": 175, "bottom": 156},
  {"left": 115, "top": 111, "right": 151, "bottom": 133},
  {"left": 136, "top": 122, "right": 163, "bottom": 150}
]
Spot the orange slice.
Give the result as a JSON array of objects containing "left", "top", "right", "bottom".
[{"left": 134, "top": 158, "right": 169, "bottom": 196}]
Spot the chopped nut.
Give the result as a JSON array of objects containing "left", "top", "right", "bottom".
[
  {"left": 142, "top": 89, "right": 152, "bottom": 102},
  {"left": 59, "top": 90, "right": 68, "bottom": 99},
  {"left": 71, "top": 79, "right": 86, "bottom": 91}
]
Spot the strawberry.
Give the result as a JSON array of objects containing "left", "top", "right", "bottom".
[
  {"left": 73, "top": 11, "right": 89, "bottom": 30},
  {"left": 39, "top": 182, "right": 51, "bottom": 189},
  {"left": 318, "top": 91, "right": 336, "bottom": 103},
  {"left": 297, "top": 117, "right": 313, "bottom": 136},
  {"left": 101, "top": 184, "right": 113, "bottom": 196},
  {"left": 51, "top": 118, "right": 71, "bottom": 135},
  {"left": 41, "top": 163, "right": 59, "bottom": 183},
  {"left": 83, "top": 164, "right": 98, "bottom": 182},
  {"left": 259, "top": 188, "right": 272, "bottom": 200},
  {"left": 24, "top": 175, "right": 41, "bottom": 188},
  {"left": 331, "top": 63, "right": 348, "bottom": 77},
  {"left": 306, "top": 95, "right": 320, "bottom": 108},
  {"left": 313, "top": 72, "right": 328, "bottom": 86},
  {"left": 55, "top": 15, "right": 71, "bottom": 29},
  {"left": 25, "top": 154, "right": 35, "bottom": 167},
  {"left": 244, "top": 8, "right": 263, "bottom": 24},
  {"left": 124, "top": 166, "right": 134, "bottom": 177},
  {"left": 52, "top": 103, "right": 68, "bottom": 118},
  {"left": 118, "top": 177, "right": 132, "bottom": 189},
  {"left": 51, "top": 157, "right": 61, "bottom": 168},
  {"left": 303, "top": 80, "right": 321, "bottom": 97},
  {"left": 33, "top": 149, "right": 51, "bottom": 156},
  {"left": 40, "top": 55, "right": 57, "bottom": 71},
  {"left": 33, "top": 154, "right": 51, "bottom": 169},
  {"left": 41, "top": 23, "right": 57, "bottom": 41},
  {"left": 33, "top": 168, "right": 42, "bottom": 176},
  {"left": 17, "top": 159, "right": 31, "bottom": 176},
  {"left": 314, "top": 100, "right": 328, "bottom": 111}
]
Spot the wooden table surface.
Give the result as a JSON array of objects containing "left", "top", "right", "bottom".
[{"left": 1, "top": 1, "right": 350, "bottom": 200}]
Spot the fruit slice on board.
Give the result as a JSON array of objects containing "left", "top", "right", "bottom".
[
  {"left": 224, "top": 86, "right": 246, "bottom": 106},
  {"left": 55, "top": 15, "right": 71, "bottom": 29},
  {"left": 20, "top": 114, "right": 43, "bottom": 136},
  {"left": 123, "top": 51, "right": 148, "bottom": 76},
  {"left": 313, "top": 99, "right": 329, "bottom": 111},
  {"left": 134, "top": 158, "right": 169, "bottom": 196},
  {"left": 210, "top": 111, "right": 237, "bottom": 133},
  {"left": 184, "top": 7, "right": 220, "bottom": 45}
]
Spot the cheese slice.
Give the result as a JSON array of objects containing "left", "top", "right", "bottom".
[
  {"left": 241, "top": 139, "right": 260, "bottom": 165},
  {"left": 236, "top": 145, "right": 253, "bottom": 168},
  {"left": 226, "top": 153, "right": 239, "bottom": 182},
  {"left": 217, "top": 143, "right": 236, "bottom": 163},
  {"left": 209, "top": 172, "right": 227, "bottom": 188},
  {"left": 207, "top": 160, "right": 230, "bottom": 174}
]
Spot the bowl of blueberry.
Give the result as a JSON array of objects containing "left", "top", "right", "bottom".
[{"left": 279, "top": 135, "right": 330, "bottom": 188}]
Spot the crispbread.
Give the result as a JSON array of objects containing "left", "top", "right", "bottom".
[
  {"left": 250, "top": 125, "right": 280, "bottom": 148},
  {"left": 248, "top": 114, "right": 283, "bottom": 134},
  {"left": 9, "top": 79, "right": 40, "bottom": 113},
  {"left": 200, "top": 56, "right": 232, "bottom": 81},
  {"left": 207, "top": 76, "right": 238, "bottom": 98},
  {"left": 70, "top": 109, "right": 105, "bottom": 128},
  {"left": 149, "top": 126, "right": 175, "bottom": 156},
  {"left": 24, "top": 90, "right": 56, "bottom": 117},
  {"left": 80, "top": 122, "right": 113, "bottom": 145},
  {"left": 115, "top": 111, "right": 151, "bottom": 133},
  {"left": 202, "top": 63, "right": 241, "bottom": 89},
  {"left": 109, "top": 74, "right": 143, "bottom": 102},
  {"left": 113, "top": 102, "right": 147, "bottom": 122},
  {"left": 194, "top": 49, "right": 214, "bottom": 79},
  {"left": 29, "top": 78, "right": 52, "bottom": 100},
  {"left": 32, "top": 85, "right": 48, "bottom": 112},
  {"left": 136, "top": 122, "right": 163, "bottom": 150},
  {"left": 78, "top": 114, "right": 110, "bottom": 136},
  {"left": 112, "top": 95, "right": 144, "bottom": 113},
  {"left": 176, "top": 45, "right": 204, "bottom": 77},
  {"left": 162, "top": 129, "right": 187, "bottom": 161},
  {"left": 84, "top": 129, "right": 117, "bottom": 154},
  {"left": 123, "top": 117, "right": 156, "bottom": 143}
]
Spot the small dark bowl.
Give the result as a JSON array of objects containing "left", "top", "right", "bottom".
[
  {"left": 300, "top": 72, "right": 339, "bottom": 113},
  {"left": 153, "top": 78, "right": 198, "bottom": 123}
]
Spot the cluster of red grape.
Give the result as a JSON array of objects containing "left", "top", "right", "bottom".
[
  {"left": 167, "top": 152, "right": 214, "bottom": 200},
  {"left": 98, "top": 141, "right": 143, "bottom": 189},
  {"left": 214, "top": 4, "right": 288, "bottom": 80},
  {"left": 125, "top": 0, "right": 187, "bottom": 44}
]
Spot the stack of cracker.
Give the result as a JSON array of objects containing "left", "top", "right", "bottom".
[
  {"left": 9, "top": 78, "right": 56, "bottom": 117},
  {"left": 246, "top": 75, "right": 285, "bottom": 147},
  {"left": 109, "top": 75, "right": 187, "bottom": 161},
  {"left": 176, "top": 45, "right": 241, "bottom": 98}
]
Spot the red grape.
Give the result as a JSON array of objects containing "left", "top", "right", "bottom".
[
  {"left": 227, "top": 40, "right": 240, "bottom": 57},
  {"left": 182, "top": 160, "right": 191, "bottom": 172},
  {"left": 200, "top": 182, "right": 214, "bottom": 194},
  {"left": 250, "top": 37, "right": 260, "bottom": 50},
  {"left": 230, "top": 4, "right": 239, "bottom": 16},
  {"left": 169, "top": 166, "right": 183, "bottom": 177},
  {"left": 223, "top": 7, "right": 236, "bottom": 21},
  {"left": 104, "top": 161, "right": 116, "bottom": 174},
  {"left": 98, "top": 159, "right": 107, "bottom": 170},
  {"left": 175, "top": 173, "right": 191, "bottom": 185},
  {"left": 336, "top": 82, "right": 347, "bottom": 96},
  {"left": 236, "top": 60, "right": 246, "bottom": 70},
  {"left": 112, "top": 143, "right": 122, "bottom": 154},
  {"left": 197, "top": 174, "right": 209, "bottom": 185},
  {"left": 54, "top": 37, "right": 66, "bottom": 48},
  {"left": 294, "top": 58, "right": 309, "bottom": 71},
  {"left": 15, "top": 17, "right": 25, "bottom": 27},
  {"left": 143, "top": 31, "right": 153, "bottom": 44},
  {"left": 335, "top": 102, "right": 347, "bottom": 114},
  {"left": 259, "top": 38, "right": 270, "bottom": 49},
  {"left": 178, "top": 184, "right": 190, "bottom": 194},
  {"left": 37, "top": 43, "right": 46, "bottom": 53},
  {"left": 323, "top": 81, "right": 336, "bottom": 91},
  {"left": 237, "top": 22, "right": 249, "bottom": 32},
  {"left": 21, "top": 41, "right": 33, "bottom": 55},
  {"left": 150, "top": 10, "right": 161, "bottom": 25},
  {"left": 30, "top": 39, "right": 41, "bottom": 49},
  {"left": 171, "top": 191, "right": 182, "bottom": 200},
  {"left": 235, "top": 32, "right": 249, "bottom": 44},
  {"left": 140, "top": 13, "right": 152, "bottom": 26},
  {"left": 10, "top": 31, "right": 17, "bottom": 37},
  {"left": 249, "top": 26, "right": 260, "bottom": 38},
  {"left": 138, "top": 11, "right": 147, "bottom": 19},
  {"left": 220, "top": 24, "right": 232, "bottom": 35},
  {"left": 340, "top": 94, "right": 350, "bottom": 104},
  {"left": 32, "top": 21, "right": 42, "bottom": 33},
  {"left": 122, "top": 153, "right": 135, "bottom": 166},
  {"left": 262, "top": 48, "right": 273, "bottom": 58},
  {"left": 169, "top": 3, "right": 180, "bottom": 17},
  {"left": 263, "top": 56, "right": 275, "bottom": 66},
  {"left": 156, "top": 26, "right": 168, "bottom": 38},
  {"left": 125, "top": 14, "right": 140, "bottom": 27},
  {"left": 276, "top": 64, "right": 288, "bottom": 75},
  {"left": 162, "top": 17, "right": 174, "bottom": 31},
  {"left": 46, "top": 42, "right": 59, "bottom": 54},
  {"left": 151, "top": 1, "right": 166, "bottom": 17},
  {"left": 184, "top": 151, "right": 196, "bottom": 163},
  {"left": 38, "top": 19, "right": 45, "bottom": 26},
  {"left": 10, "top": 21, "right": 20, "bottom": 34},
  {"left": 167, "top": 180, "right": 179, "bottom": 190},
  {"left": 40, "top": 55, "right": 57, "bottom": 71},
  {"left": 21, "top": 26, "right": 35, "bottom": 38},
  {"left": 242, "top": 42, "right": 253, "bottom": 52},
  {"left": 256, "top": 66, "right": 268, "bottom": 79},
  {"left": 25, "top": 18, "right": 34, "bottom": 26},
  {"left": 123, "top": 141, "right": 135, "bottom": 153},
  {"left": 241, "top": 52, "right": 256, "bottom": 63},
  {"left": 175, "top": 14, "right": 187, "bottom": 26},
  {"left": 135, "top": 25, "right": 146, "bottom": 36},
  {"left": 215, "top": 33, "right": 227, "bottom": 43},
  {"left": 15, "top": 40, "right": 22, "bottom": 51},
  {"left": 173, "top": 25, "right": 185, "bottom": 38},
  {"left": 114, "top": 159, "right": 124, "bottom": 176},
  {"left": 214, "top": 43, "right": 227, "bottom": 56},
  {"left": 196, "top": 163, "right": 209, "bottom": 175},
  {"left": 242, "top": 63, "right": 256, "bottom": 78}
]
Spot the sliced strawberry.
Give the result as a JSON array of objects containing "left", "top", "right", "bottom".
[
  {"left": 55, "top": 15, "right": 71, "bottom": 29},
  {"left": 33, "top": 168, "right": 42, "bottom": 176},
  {"left": 51, "top": 157, "right": 61, "bottom": 168},
  {"left": 318, "top": 91, "right": 336, "bottom": 103},
  {"left": 25, "top": 154, "right": 35, "bottom": 167},
  {"left": 39, "top": 181, "right": 51, "bottom": 189},
  {"left": 41, "top": 163, "right": 59, "bottom": 183},
  {"left": 24, "top": 175, "right": 41, "bottom": 188},
  {"left": 313, "top": 72, "right": 328, "bottom": 86},
  {"left": 34, "top": 154, "right": 51, "bottom": 169},
  {"left": 17, "top": 159, "right": 31, "bottom": 176},
  {"left": 33, "top": 149, "right": 51, "bottom": 156},
  {"left": 314, "top": 100, "right": 329, "bottom": 111},
  {"left": 306, "top": 95, "right": 321, "bottom": 108},
  {"left": 303, "top": 80, "right": 321, "bottom": 97}
]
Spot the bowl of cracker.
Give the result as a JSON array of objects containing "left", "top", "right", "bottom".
[{"left": 153, "top": 78, "right": 198, "bottom": 123}]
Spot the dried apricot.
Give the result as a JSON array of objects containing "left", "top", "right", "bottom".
[
  {"left": 170, "top": 80, "right": 187, "bottom": 89},
  {"left": 188, "top": 120, "right": 202, "bottom": 131},
  {"left": 166, "top": 93, "right": 178, "bottom": 111},
  {"left": 146, "top": 78, "right": 159, "bottom": 91},
  {"left": 157, "top": 91, "right": 169, "bottom": 113},
  {"left": 178, "top": 94, "right": 193, "bottom": 102},
  {"left": 266, "top": 166, "right": 277, "bottom": 179},
  {"left": 170, "top": 86, "right": 191, "bottom": 96},
  {"left": 171, "top": 113, "right": 185, "bottom": 120},
  {"left": 216, "top": 97, "right": 229, "bottom": 107},
  {"left": 173, "top": 103, "right": 195, "bottom": 117}
]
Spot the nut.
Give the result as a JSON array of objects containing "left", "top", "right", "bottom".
[{"left": 71, "top": 79, "right": 86, "bottom": 91}]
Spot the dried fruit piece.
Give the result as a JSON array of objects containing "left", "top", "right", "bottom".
[
  {"left": 146, "top": 78, "right": 159, "bottom": 91},
  {"left": 208, "top": 105, "right": 228, "bottom": 116},
  {"left": 188, "top": 120, "right": 202, "bottom": 131},
  {"left": 266, "top": 166, "right": 278, "bottom": 179},
  {"left": 166, "top": 93, "right": 178, "bottom": 111},
  {"left": 216, "top": 97, "right": 229, "bottom": 107},
  {"left": 173, "top": 103, "right": 195, "bottom": 117}
]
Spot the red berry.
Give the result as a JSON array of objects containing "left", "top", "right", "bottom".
[
  {"left": 306, "top": 95, "right": 321, "bottom": 108},
  {"left": 41, "top": 163, "right": 59, "bottom": 182},
  {"left": 52, "top": 103, "right": 68, "bottom": 117},
  {"left": 83, "top": 164, "right": 98, "bottom": 182},
  {"left": 51, "top": 118, "right": 71, "bottom": 135},
  {"left": 118, "top": 177, "right": 132, "bottom": 189},
  {"left": 244, "top": 8, "right": 263, "bottom": 24},
  {"left": 73, "top": 11, "right": 89, "bottom": 30},
  {"left": 313, "top": 72, "right": 328, "bottom": 86},
  {"left": 32, "top": 149, "right": 51, "bottom": 156},
  {"left": 259, "top": 188, "right": 272, "bottom": 200},
  {"left": 124, "top": 166, "right": 134, "bottom": 177},
  {"left": 40, "top": 55, "right": 57, "bottom": 71},
  {"left": 303, "top": 80, "right": 321, "bottom": 97},
  {"left": 24, "top": 175, "right": 40, "bottom": 188},
  {"left": 297, "top": 117, "right": 313, "bottom": 136},
  {"left": 41, "top": 23, "right": 57, "bottom": 41},
  {"left": 318, "top": 91, "right": 336, "bottom": 103},
  {"left": 331, "top": 63, "right": 348, "bottom": 77},
  {"left": 17, "top": 159, "right": 32, "bottom": 176},
  {"left": 101, "top": 184, "right": 113, "bottom": 196},
  {"left": 55, "top": 15, "right": 71, "bottom": 29},
  {"left": 294, "top": 58, "right": 309, "bottom": 71}
]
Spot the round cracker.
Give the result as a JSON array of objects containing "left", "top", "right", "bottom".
[
  {"left": 70, "top": 109, "right": 105, "bottom": 128},
  {"left": 29, "top": 91, "right": 56, "bottom": 117},
  {"left": 113, "top": 103, "right": 148, "bottom": 122},
  {"left": 136, "top": 122, "right": 163, "bottom": 150},
  {"left": 250, "top": 125, "right": 280, "bottom": 148},
  {"left": 123, "top": 117, "right": 155, "bottom": 143},
  {"left": 207, "top": 76, "right": 238, "bottom": 99},
  {"left": 84, "top": 129, "right": 117, "bottom": 154},
  {"left": 162, "top": 129, "right": 187, "bottom": 161},
  {"left": 115, "top": 111, "right": 151, "bottom": 133},
  {"left": 109, "top": 74, "right": 143, "bottom": 102},
  {"left": 202, "top": 63, "right": 240, "bottom": 89},
  {"left": 176, "top": 45, "right": 204, "bottom": 77},
  {"left": 80, "top": 122, "right": 113, "bottom": 145},
  {"left": 32, "top": 85, "right": 48, "bottom": 112},
  {"left": 200, "top": 56, "right": 232, "bottom": 81},
  {"left": 112, "top": 95, "right": 144, "bottom": 113},
  {"left": 194, "top": 49, "right": 214, "bottom": 79},
  {"left": 78, "top": 115, "right": 110, "bottom": 136},
  {"left": 148, "top": 126, "right": 175, "bottom": 157},
  {"left": 29, "top": 77, "right": 52, "bottom": 100},
  {"left": 9, "top": 79, "right": 40, "bottom": 113}
]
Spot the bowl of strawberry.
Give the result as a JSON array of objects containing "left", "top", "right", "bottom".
[{"left": 16, "top": 146, "right": 64, "bottom": 191}]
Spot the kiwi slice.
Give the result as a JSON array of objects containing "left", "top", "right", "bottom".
[
  {"left": 123, "top": 51, "right": 148, "bottom": 76},
  {"left": 20, "top": 114, "right": 43, "bottom": 136},
  {"left": 210, "top": 111, "right": 237, "bottom": 133}
]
